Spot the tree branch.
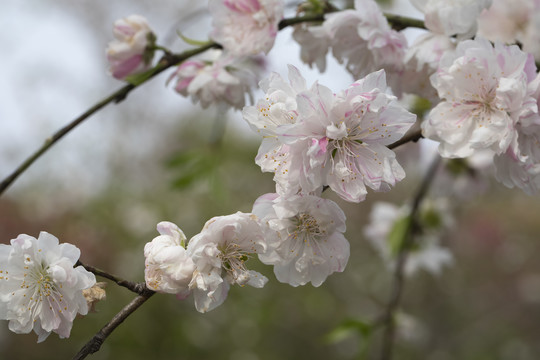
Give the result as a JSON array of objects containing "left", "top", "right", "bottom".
[
  {"left": 388, "top": 129, "right": 423, "bottom": 150},
  {"left": 73, "top": 289, "right": 155, "bottom": 360},
  {"left": 384, "top": 13, "right": 427, "bottom": 31},
  {"left": 378, "top": 154, "right": 442, "bottom": 360},
  {"left": 0, "top": 41, "right": 219, "bottom": 197},
  {"left": 77, "top": 261, "right": 147, "bottom": 295}
]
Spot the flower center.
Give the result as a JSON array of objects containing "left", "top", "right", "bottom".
[
  {"left": 18, "top": 262, "right": 66, "bottom": 316},
  {"left": 218, "top": 242, "right": 251, "bottom": 285},
  {"left": 292, "top": 212, "right": 326, "bottom": 239}
]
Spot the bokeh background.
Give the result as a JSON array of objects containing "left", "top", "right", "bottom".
[{"left": 1, "top": 1, "right": 540, "bottom": 359}]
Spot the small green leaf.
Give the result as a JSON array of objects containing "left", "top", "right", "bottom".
[
  {"left": 410, "top": 95, "right": 432, "bottom": 118},
  {"left": 176, "top": 30, "right": 211, "bottom": 46},
  {"left": 420, "top": 208, "right": 442, "bottom": 230},
  {"left": 388, "top": 216, "right": 410, "bottom": 256},
  {"left": 124, "top": 67, "right": 157, "bottom": 86},
  {"left": 445, "top": 158, "right": 470, "bottom": 176},
  {"left": 325, "top": 319, "right": 372, "bottom": 344},
  {"left": 143, "top": 32, "right": 157, "bottom": 65}
]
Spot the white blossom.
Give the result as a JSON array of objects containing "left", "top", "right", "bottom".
[
  {"left": 245, "top": 66, "right": 415, "bottom": 201},
  {"left": 478, "top": 0, "right": 533, "bottom": 41},
  {"left": 282, "top": 69, "right": 416, "bottom": 202},
  {"left": 411, "top": 0, "right": 492, "bottom": 39},
  {"left": 209, "top": 0, "right": 284, "bottom": 57},
  {"left": 324, "top": 0, "right": 407, "bottom": 80},
  {"left": 106, "top": 14, "right": 155, "bottom": 80},
  {"left": 0, "top": 232, "right": 95, "bottom": 342},
  {"left": 253, "top": 193, "right": 349, "bottom": 287},
  {"left": 292, "top": 23, "right": 331, "bottom": 73},
  {"left": 242, "top": 64, "right": 316, "bottom": 196},
  {"left": 422, "top": 37, "right": 537, "bottom": 158},
  {"left": 187, "top": 212, "right": 268, "bottom": 313},
  {"left": 398, "top": 32, "right": 456, "bottom": 101},
  {"left": 144, "top": 222, "right": 195, "bottom": 299},
  {"left": 493, "top": 73, "right": 540, "bottom": 194},
  {"left": 171, "top": 49, "right": 264, "bottom": 110}
]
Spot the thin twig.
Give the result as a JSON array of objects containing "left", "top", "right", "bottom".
[
  {"left": 77, "top": 261, "right": 147, "bottom": 295},
  {"left": 378, "top": 154, "right": 442, "bottom": 360},
  {"left": 0, "top": 41, "right": 219, "bottom": 197},
  {"left": 73, "top": 289, "right": 155, "bottom": 360},
  {"left": 388, "top": 129, "right": 423, "bottom": 150},
  {"left": 278, "top": 13, "right": 325, "bottom": 29},
  {"left": 384, "top": 13, "right": 427, "bottom": 31}
]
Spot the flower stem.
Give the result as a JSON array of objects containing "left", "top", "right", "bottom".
[
  {"left": 77, "top": 261, "right": 148, "bottom": 295},
  {"left": 378, "top": 154, "right": 441, "bottom": 360}
]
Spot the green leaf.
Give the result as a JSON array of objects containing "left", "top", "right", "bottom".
[
  {"left": 325, "top": 319, "right": 372, "bottom": 344},
  {"left": 176, "top": 30, "right": 211, "bottom": 46},
  {"left": 124, "top": 67, "right": 157, "bottom": 86},
  {"left": 445, "top": 158, "right": 470, "bottom": 176},
  {"left": 307, "top": 0, "right": 324, "bottom": 13},
  {"left": 388, "top": 216, "right": 410, "bottom": 256},
  {"left": 410, "top": 95, "right": 432, "bottom": 118},
  {"left": 420, "top": 208, "right": 442, "bottom": 230}
]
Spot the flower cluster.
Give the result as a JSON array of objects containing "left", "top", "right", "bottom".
[
  {"left": 144, "top": 213, "right": 268, "bottom": 313},
  {"left": 106, "top": 2, "right": 282, "bottom": 110},
  {"left": 24, "top": 0, "right": 540, "bottom": 349},
  {"left": 293, "top": 0, "right": 407, "bottom": 82},
  {"left": 244, "top": 65, "right": 416, "bottom": 202},
  {"left": 0, "top": 232, "right": 95, "bottom": 342},
  {"left": 422, "top": 37, "right": 540, "bottom": 193}
]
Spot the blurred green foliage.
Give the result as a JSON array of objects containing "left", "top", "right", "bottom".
[{"left": 2, "top": 108, "right": 540, "bottom": 359}]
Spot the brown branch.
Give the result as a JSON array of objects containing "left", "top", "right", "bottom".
[
  {"left": 278, "top": 13, "right": 325, "bottom": 30},
  {"left": 73, "top": 289, "right": 155, "bottom": 360},
  {"left": 378, "top": 154, "right": 442, "bottom": 360},
  {"left": 388, "top": 129, "right": 423, "bottom": 150},
  {"left": 0, "top": 41, "right": 219, "bottom": 197},
  {"left": 77, "top": 261, "right": 147, "bottom": 295},
  {"left": 384, "top": 13, "right": 427, "bottom": 31}
]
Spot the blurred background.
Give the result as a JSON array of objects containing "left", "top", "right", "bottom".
[{"left": 1, "top": 0, "right": 540, "bottom": 359}]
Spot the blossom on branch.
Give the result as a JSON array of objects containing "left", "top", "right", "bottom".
[
  {"left": 292, "top": 22, "right": 331, "bottom": 73},
  {"left": 253, "top": 193, "right": 349, "bottom": 287},
  {"left": 209, "top": 0, "right": 284, "bottom": 57},
  {"left": 245, "top": 66, "right": 416, "bottom": 202},
  {"left": 243, "top": 64, "right": 314, "bottom": 196},
  {"left": 187, "top": 212, "right": 268, "bottom": 313},
  {"left": 478, "top": 0, "right": 540, "bottom": 60},
  {"left": 293, "top": 0, "right": 406, "bottom": 83},
  {"left": 422, "top": 37, "right": 537, "bottom": 158},
  {"left": 106, "top": 15, "right": 156, "bottom": 80},
  {"left": 0, "top": 232, "right": 95, "bottom": 342},
  {"left": 171, "top": 49, "right": 264, "bottom": 109},
  {"left": 411, "top": 0, "right": 492, "bottom": 39},
  {"left": 144, "top": 222, "right": 195, "bottom": 299},
  {"left": 493, "top": 72, "right": 540, "bottom": 194},
  {"left": 398, "top": 33, "right": 456, "bottom": 101}
]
